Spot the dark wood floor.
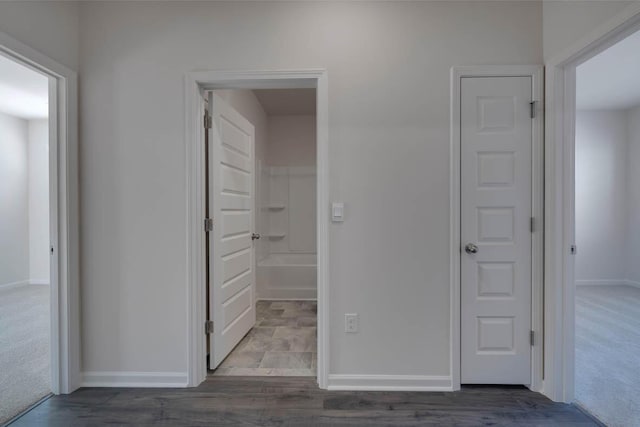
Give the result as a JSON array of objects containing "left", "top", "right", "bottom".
[{"left": 9, "top": 376, "right": 598, "bottom": 426}]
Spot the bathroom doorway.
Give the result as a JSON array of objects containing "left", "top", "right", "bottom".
[{"left": 206, "top": 88, "right": 318, "bottom": 376}]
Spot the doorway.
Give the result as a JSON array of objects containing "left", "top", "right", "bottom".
[
  {"left": 450, "top": 66, "right": 544, "bottom": 390},
  {"left": 0, "top": 31, "right": 79, "bottom": 408},
  {"left": 206, "top": 89, "right": 318, "bottom": 376},
  {"left": 185, "top": 70, "right": 329, "bottom": 388},
  {"left": 572, "top": 28, "right": 640, "bottom": 425},
  {"left": 544, "top": 4, "right": 640, "bottom": 405},
  {"left": 0, "top": 53, "right": 51, "bottom": 423}
]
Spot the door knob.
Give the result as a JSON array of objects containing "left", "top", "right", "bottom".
[
  {"left": 465, "top": 243, "right": 478, "bottom": 254},
  {"left": 251, "top": 233, "right": 261, "bottom": 240}
]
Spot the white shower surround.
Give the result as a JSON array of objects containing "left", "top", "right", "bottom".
[
  {"left": 258, "top": 253, "right": 317, "bottom": 300},
  {"left": 257, "top": 165, "right": 317, "bottom": 300}
]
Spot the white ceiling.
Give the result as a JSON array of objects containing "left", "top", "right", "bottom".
[
  {"left": 253, "top": 89, "right": 316, "bottom": 116},
  {"left": 0, "top": 54, "right": 49, "bottom": 120},
  {"left": 577, "top": 29, "right": 640, "bottom": 111}
]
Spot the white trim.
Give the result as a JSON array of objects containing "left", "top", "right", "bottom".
[
  {"left": 544, "top": 3, "right": 640, "bottom": 403},
  {"left": 0, "top": 31, "right": 80, "bottom": 395},
  {"left": 185, "top": 69, "right": 329, "bottom": 389},
  {"left": 0, "top": 280, "right": 49, "bottom": 289},
  {"left": 257, "top": 298, "right": 317, "bottom": 302},
  {"left": 0, "top": 280, "right": 31, "bottom": 290},
  {"left": 575, "top": 279, "right": 627, "bottom": 286},
  {"left": 82, "top": 372, "right": 189, "bottom": 388},
  {"left": 625, "top": 280, "right": 640, "bottom": 289},
  {"left": 449, "top": 65, "right": 544, "bottom": 392},
  {"left": 327, "top": 375, "right": 452, "bottom": 391},
  {"left": 574, "top": 279, "right": 640, "bottom": 290}
]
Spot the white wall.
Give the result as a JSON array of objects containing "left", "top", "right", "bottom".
[
  {"left": 77, "top": 1, "right": 541, "bottom": 379},
  {"left": 575, "top": 107, "right": 640, "bottom": 288},
  {"left": 28, "top": 119, "right": 49, "bottom": 284},
  {"left": 0, "top": 1, "right": 79, "bottom": 71},
  {"left": 0, "top": 111, "right": 29, "bottom": 287},
  {"left": 627, "top": 105, "right": 640, "bottom": 286},
  {"left": 267, "top": 115, "right": 316, "bottom": 167},
  {"left": 543, "top": 0, "right": 633, "bottom": 62},
  {"left": 575, "top": 111, "right": 629, "bottom": 283}
]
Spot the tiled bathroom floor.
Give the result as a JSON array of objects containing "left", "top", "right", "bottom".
[{"left": 212, "top": 300, "right": 317, "bottom": 376}]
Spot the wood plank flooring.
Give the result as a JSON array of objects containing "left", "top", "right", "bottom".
[{"left": 9, "top": 376, "right": 598, "bottom": 426}]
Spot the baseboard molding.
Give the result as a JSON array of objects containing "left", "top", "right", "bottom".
[
  {"left": 575, "top": 279, "right": 627, "bottom": 286},
  {"left": 257, "top": 297, "right": 317, "bottom": 301},
  {"left": 0, "top": 280, "right": 30, "bottom": 290},
  {"left": 81, "top": 371, "right": 189, "bottom": 388},
  {"left": 624, "top": 279, "right": 640, "bottom": 289},
  {"left": 30, "top": 279, "right": 50, "bottom": 285},
  {"left": 257, "top": 289, "right": 317, "bottom": 300},
  {"left": 327, "top": 374, "right": 453, "bottom": 391}
]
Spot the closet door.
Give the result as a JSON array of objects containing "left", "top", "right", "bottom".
[{"left": 460, "top": 76, "right": 532, "bottom": 384}]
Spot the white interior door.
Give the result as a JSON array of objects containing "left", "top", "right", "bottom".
[
  {"left": 460, "top": 76, "right": 532, "bottom": 384},
  {"left": 208, "top": 92, "right": 256, "bottom": 369}
]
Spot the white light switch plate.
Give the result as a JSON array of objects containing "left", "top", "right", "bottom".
[{"left": 332, "top": 202, "right": 344, "bottom": 222}]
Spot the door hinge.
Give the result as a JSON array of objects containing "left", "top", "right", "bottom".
[
  {"left": 570, "top": 245, "right": 577, "bottom": 255},
  {"left": 530, "top": 217, "right": 535, "bottom": 233},
  {"left": 204, "top": 113, "right": 212, "bottom": 129},
  {"left": 530, "top": 101, "right": 536, "bottom": 119},
  {"left": 205, "top": 320, "right": 214, "bottom": 335},
  {"left": 530, "top": 330, "right": 535, "bottom": 346},
  {"left": 204, "top": 218, "right": 214, "bottom": 232}
]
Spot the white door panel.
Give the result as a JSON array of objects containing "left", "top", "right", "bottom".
[
  {"left": 461, "top": 76, "right": 532, "bottom": 384},
  {"left": 208, "top": 93, "right": 256, "bottom": 369}
]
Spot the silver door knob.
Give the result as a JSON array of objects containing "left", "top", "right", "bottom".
[
  {"left": 251, "top": 233, "right": 261, "bottom": 240},
  {"left": 465, "top": 243, "right": 478, "bottom": 254}
]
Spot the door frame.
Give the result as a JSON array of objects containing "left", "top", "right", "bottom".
[
  {"left": 184, "top": 69, "right": 329, "bottom": 388},
  {"left": 0, "top": 31, "right": 80, "bottom": 394},
  {"left": 450, "top": 65, "right": 544, "bottom": 392},
  {"left": 544, "top": 3, "right": 640, "bottom": 403}
]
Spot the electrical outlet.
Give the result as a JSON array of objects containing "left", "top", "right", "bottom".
[{"left": 345, "top": 313, "right": 358, "bottom": 333}]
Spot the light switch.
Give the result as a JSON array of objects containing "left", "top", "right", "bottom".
[{"left": 332, "top": 202, "right": 344, "bottom": 222}]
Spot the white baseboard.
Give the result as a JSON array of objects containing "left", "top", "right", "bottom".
[
  {"left": 257, "top": 297, "right": 317, "bottom": 301},
  {"left": 81, "top": 371, "right": 189, "bottom": 388},
  {"left": 624, "top": 279, "right": 640, "bottom": 289},
  {"left": 257, "top": 289, "right": 317, "bottom": 300},
  {"left": 575, "top": 279, "right": 627, "bottom": 286},
  {"left": 327, "top": 374, "right": 453, "bottom": 391},
  {"left": 30, "top": 279, "right": 50, "bottom": 285},
  {"left": 0, "top": 280, "right": 30, "bottom": 290}
]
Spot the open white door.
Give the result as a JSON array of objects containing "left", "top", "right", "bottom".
[
  {"left": 208, "top": 93, "right": 256, "bottom": 369},
  {"left": 460, "top": 76, "right": 532, "bottom": 384}
]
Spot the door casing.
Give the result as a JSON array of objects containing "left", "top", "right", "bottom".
[
  {"left": 185, "top": 69, "right": 329, "bottom": 388},
  {"left": 544, "top": 3, "right": 640, "bottom": 403},
  {"left": 0, "top": 30, "right": 80, "bottom": 394},
  {"left": 450, "top": 65, "right": 544, "bottom": 392}
]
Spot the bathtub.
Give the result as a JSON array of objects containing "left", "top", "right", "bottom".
[{"left": 257, "top": 253, "right": 317, "bottom": 300}]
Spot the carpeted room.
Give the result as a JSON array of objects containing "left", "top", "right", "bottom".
[
  {"left": 0, "top": 53, "right": 52, "bottom": 424},
  {"left": 574, "top": 29, "right": 640, "bottom": 426}
]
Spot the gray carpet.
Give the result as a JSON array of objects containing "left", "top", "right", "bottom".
[
  {"left": 0, "top": 284, "right": 50, "bottom": 425},
  {"left": 575, "top": 285, "right": 640, "bottom": 427}
]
